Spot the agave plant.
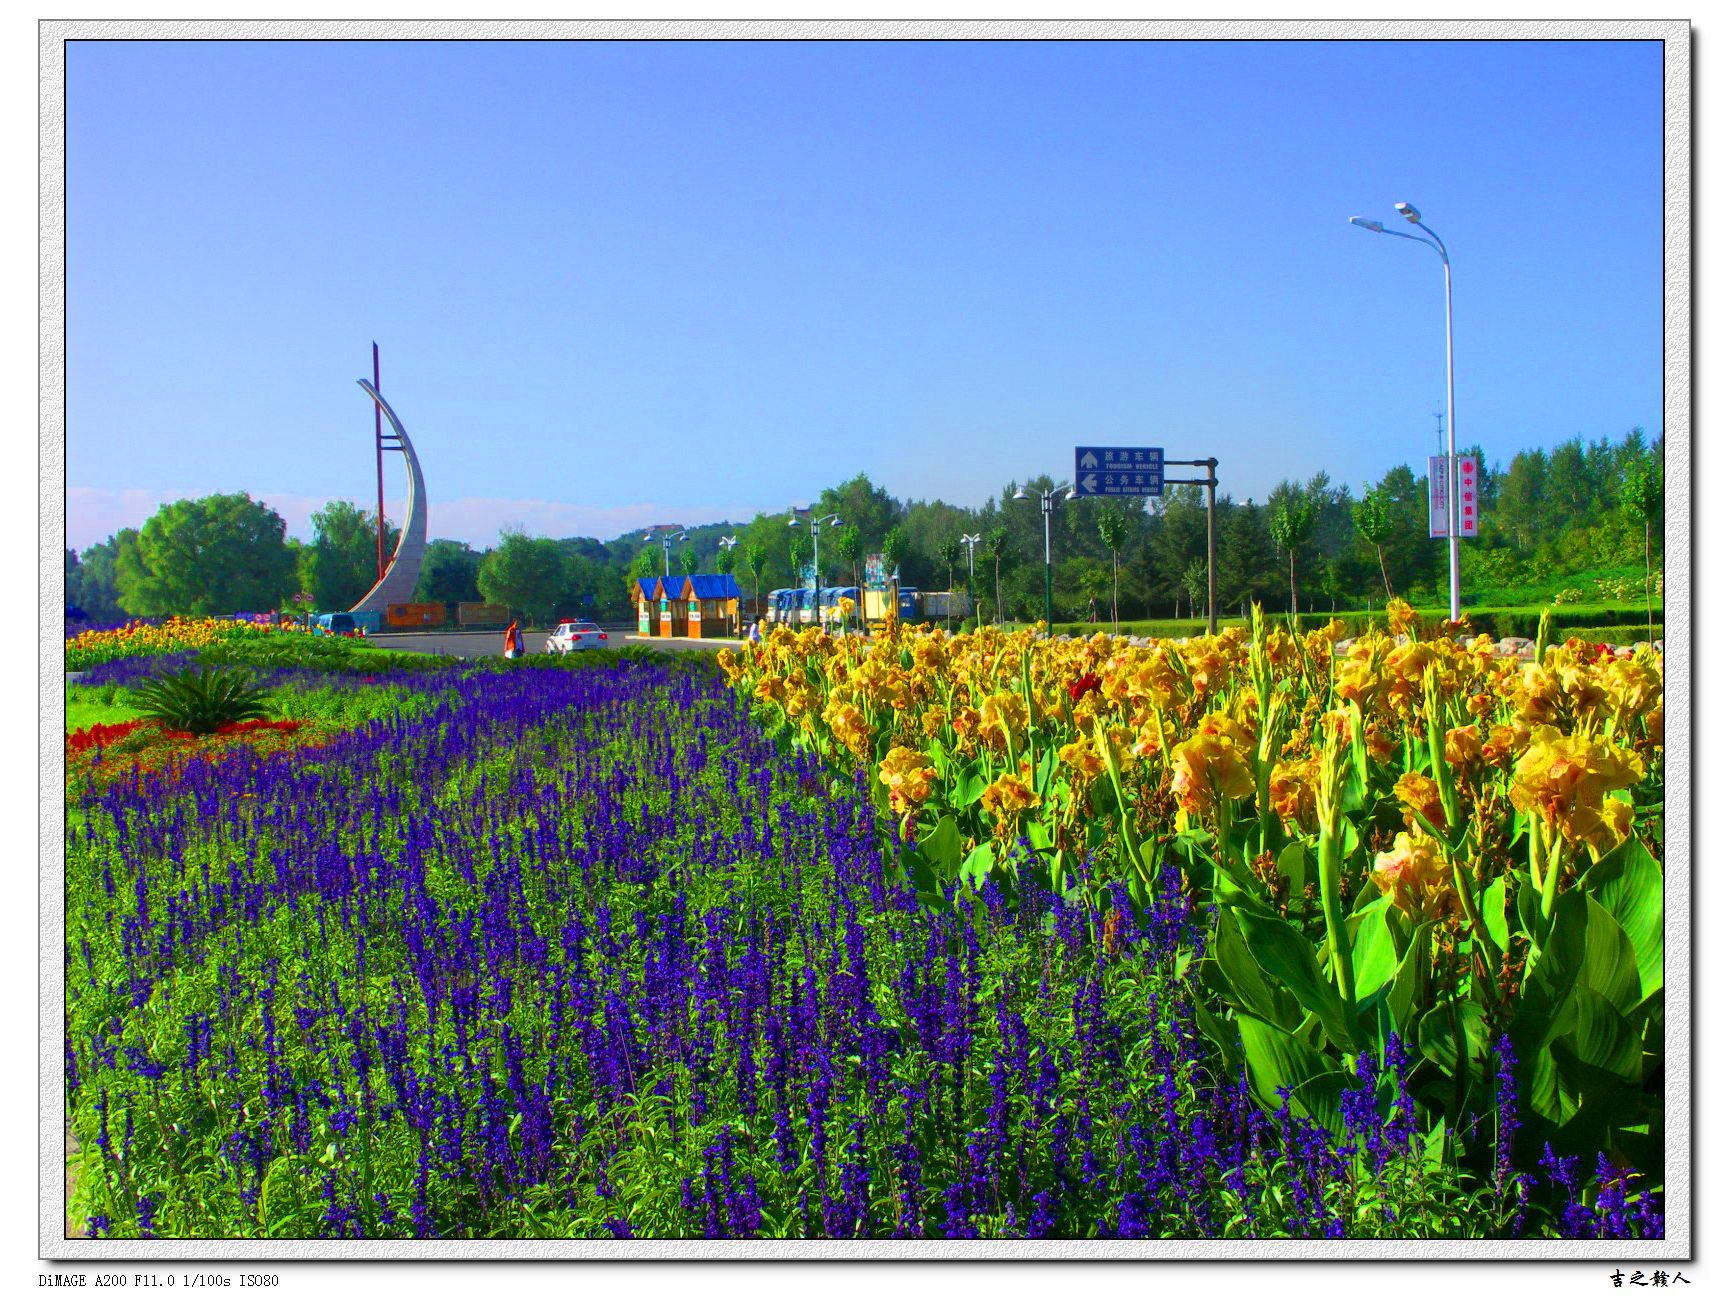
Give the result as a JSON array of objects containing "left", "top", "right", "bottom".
[{"left": 131, "top": 666, "right": 273, "bottom": 736}]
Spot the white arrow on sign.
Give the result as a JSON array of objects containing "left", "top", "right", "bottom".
[
  {"left": 1080, "top": 451, "right": 1098, "bottom": 469},
  {"left": 1081, "top": 474, "right": 1098, "bottom": 493}
]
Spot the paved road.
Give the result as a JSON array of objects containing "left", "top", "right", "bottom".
[{"left": 366, "top": 629, "right": 741, "bottom": 658}]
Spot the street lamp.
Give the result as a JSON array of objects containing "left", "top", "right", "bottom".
[
  {"left": 1011, "top": 482, "right": 1076, "bottom": 632},
  {"left": 959, "top": 533, "right": 981, "bottom": 577},
  {"left": 788, "top": 510, "right": 843, "bottom": 628},
  {"left": 1350, "top": 202, "right": 1462, "bottom": 624},
  {"left": 642, "top": 524, "right": 689, "bottom": 577},
  {"left": 718, "top": 535, "right": 741, "bottom": 632},
  {"left": 959, "top": 533, "right": 982, "bottom": 626}
]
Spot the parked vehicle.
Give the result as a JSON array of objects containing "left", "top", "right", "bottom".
[
  {"left": 310, "top": 611, "right": 381, "bottom": 637},
  {"left": 545, "top": 620, "right": 609, "bottom": 654}
]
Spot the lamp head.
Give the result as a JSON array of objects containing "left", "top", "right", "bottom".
[
  {"left": 1012, "top": 485, "right": 1029, "bottom": 501},
  {"left": 1394, "top": 201, "right": 1421, "bottom": 224},
  {"left": 1350, "top": 216, "right": 1384, "bottom": 233}
]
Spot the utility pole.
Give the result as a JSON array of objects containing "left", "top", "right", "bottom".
[{"left": 1164, "top": 457, "right": 1220, "bottom": 635}]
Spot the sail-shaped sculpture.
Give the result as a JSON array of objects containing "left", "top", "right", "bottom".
[{"left": 347, "top": 378, "right": 429, "bottom": 616}]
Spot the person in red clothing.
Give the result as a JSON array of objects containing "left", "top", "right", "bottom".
[{"left": 503, "top": 619, "right": 524, "bottom": 659}]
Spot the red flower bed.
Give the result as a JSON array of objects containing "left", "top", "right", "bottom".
[
  {"left": 158, "top": 718, "right": 305, "bottom": 741},
  {"left": 65, "top": 719, "right": 148, "bottom": 755}
]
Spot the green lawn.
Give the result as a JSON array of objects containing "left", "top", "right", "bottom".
[{"left": 65, "top": 694, "right": 150, "bottom": 733}]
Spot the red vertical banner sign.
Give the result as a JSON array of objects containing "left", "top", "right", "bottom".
[{"left": 1457, "top": 454, "right": 1479, "bottom": 538}]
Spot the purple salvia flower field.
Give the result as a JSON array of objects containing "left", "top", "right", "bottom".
[{"left": 64, "top": 653, "right": 1659, "bottom": 1239}]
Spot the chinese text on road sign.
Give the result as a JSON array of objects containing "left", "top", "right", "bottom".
[{"left": 1074, "top": 447, "right": 1165, "bottom": 497}]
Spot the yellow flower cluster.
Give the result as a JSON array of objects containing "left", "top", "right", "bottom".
[
  {"left": 719, "top": 608, "right": 1662, "bottom": 905},
  {"left": 66, "top": 616, "right": 306, "bottom": 671}
]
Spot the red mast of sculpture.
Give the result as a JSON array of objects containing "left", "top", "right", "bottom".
[{"left": 373, "top": 342, "right": 386, "bottom": 579}]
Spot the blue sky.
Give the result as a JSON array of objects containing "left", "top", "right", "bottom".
[{"left": 64, "top": 38, "right": 1663, "bottom": 550}]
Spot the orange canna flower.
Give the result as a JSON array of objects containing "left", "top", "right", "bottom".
[
  {"left": 1169, "top": 730, "right": 1255, "bottom": 819},
  {"left": 1394, "top": 770, "right": 1447, "bottom": 833},
  {"left": 878, "top": 746, "right": 938, "bottom": 814},
  {"left": 1267, "top": 756, "right": 1319, "bottom": 833},
  {"left": 1444, "top": 724, "right": 1483, "bottom": 770},
  {"left": 1386, "top": 598, "right": 1418, "bottom": 638},
  {"left": 979, "top": 772, "right": 1039, "bottom": 831},
  {"left": 1508, "top": 725, "right": 1645, "bottom": 852},
  {"left": 1059, "top": 738, "right": 1106, "bottom": 781},
  {"left": 1371, "top": 830, "right": 1454, "bottom": 919}
]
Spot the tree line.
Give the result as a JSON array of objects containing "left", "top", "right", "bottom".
[{"left": 65, "top": 428, "right": 1662, "bottom": 628}]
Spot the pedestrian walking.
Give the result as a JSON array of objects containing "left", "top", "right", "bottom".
[{"left": 503, "top": 619, "right": 524, "bottom": 659}]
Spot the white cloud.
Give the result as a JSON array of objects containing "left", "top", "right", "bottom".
[{"left": 64, "top": 486, "right": 780, "bottom": 552}]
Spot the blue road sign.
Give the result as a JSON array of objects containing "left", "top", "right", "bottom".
[{"left": 1074, "top": 446, "right": 1164, "bottom": 497}]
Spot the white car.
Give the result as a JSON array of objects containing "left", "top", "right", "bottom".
[{"left": 546, "top": 620, "right": 609, "bottom": 654}]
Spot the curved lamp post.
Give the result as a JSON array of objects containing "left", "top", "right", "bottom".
[
  {"left": 1011, "top": 482, "right": 1076, "bottom": 632},
  {"left": 1350, "top": 202, "right": 1461, "bottom": 623}
]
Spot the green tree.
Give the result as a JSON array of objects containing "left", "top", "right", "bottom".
[
  {"left": 1374, "top": 466, "right": 1436, "bottom": 598},
  {"left": 298, "top": 500, "right": 400, "bottom": 611},
  {"left": 114, "top": 493, "right": 297, "bottom": 616},
  {"left": 1147, "top": 486, "right": 1207, "bottom": 615},
  {"left": 936, "top": 537, "right": 962, "bottom": 592},
  {"left": 413, "top": 539, "right": 483, "bottom": 608},
  {"left": 68, "top": 535, "right": 127, "bottom": 623},
  {"left": 880, "top": 525, "right": 908, "bottom": 584},
  {"left": 715, "top": 545, "right": 736, "bottom": 575},
  {"left": 1352, "top": 484, "right": 1396, "bottom": 601},
  {"left": 677, "top": 543, "right": 698, "bottom": 577},
  {"left": 559, "top": 551, "right": 614, "bottom": 621},
  {"left": 629, "top": 548, "right": 658, "bottom": 582},
  {"left": 983, "top": 526, "right": 1013, "bottom": 625},
  {"left": 815, "top": 473, "right": 901, "bottom": 552},
  {"left": 740, "top": 541, "right": 768, "bottom": 621},
  {"left": 833, "top": 523, "right": 865, "bottom": 593},
  {"left": 1181, "top": 557, "right": 1209, "bottom": 618},
  {"left": 1066, "top": 558, "right": 1111, "bottom": 623},
  {"left": 1620, "top": 453, "right": 1664, "bottom": 642},
  {"left": 1097, "top": 505, "right": 1129, "bottom": 632},
  {"left": 477, "top": 530, "right": 567, "bottom": 626},
  {"left": 1218, "top": 499, "right": 1277, "bottom": 616},
  {"left": 1268, "top": 495, "right": 1316, "bottom": 616}
]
